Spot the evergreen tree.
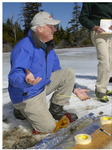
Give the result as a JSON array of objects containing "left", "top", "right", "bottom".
[
  {"left": 68, "top": 2, "right": 81, "bottom": 46},
  {"left": 68, "top": 2, "right": 93, "bottom": 47},
  {"left": 3, "top": 17, "right": 24, "bottom": 50},
  {"left": 79, "top": 27, "right": 93, "bottom": 46},
  {"left": 21, "top": 2, "right": 42, "bottom": 35},
  {"left": 69, "top": 2, "right": 81, "bottom": 33},
  {"left": 54, "top": 26, "right": 66, "bottom": 48},
  {"left": 3, "top": 20, "right": 14, "bottom": 44},
  {"left": 64, "top": 27, "right": 74, "bottom": 47},
  {"left": 53, "top": 25, "right": 60, "bottom": 45}
]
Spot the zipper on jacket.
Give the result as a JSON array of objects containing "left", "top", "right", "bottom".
[{"left": 45, "top": 49, "right": 48, "bottom": 79}]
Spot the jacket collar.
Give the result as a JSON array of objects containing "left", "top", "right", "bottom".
[
  {"left": 28, "top": 30, "right": 55, "bottom": 53},
  {"left": 29, "top": 30, "right": 47, "bottom": 50}
]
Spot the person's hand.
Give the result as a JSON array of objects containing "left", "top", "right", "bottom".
[
  {"left": 73, "top": 88, "right": 90, "bottom": 101},
  {"left": 92, "top": 26, "right": 105, "bottom": 34},
  {"left": 25, "top": 69, "right": 42, "bottom": 85},
  {"left": 109, "top": 25, "right": 112, "bottom": 30}
]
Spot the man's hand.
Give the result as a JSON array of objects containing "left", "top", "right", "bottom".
[
  {"left": 92, "top": 26, "right": 105, "bottom": 34},
  {"left": 25, "top": 69, "right": 42, "bottom": 85},
  {"left": 73, "top": 88, "right": 90, "bottom": 101},
  {"left": 109, "top": 25, "right": 112, "bottom": 30}
]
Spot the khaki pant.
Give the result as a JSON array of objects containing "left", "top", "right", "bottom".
[
  {"left": 14, "top": 68, "right": 75, "bottom": 133},
  {"left": 91, "top": 31, "right": 112, "bottom": 93}
]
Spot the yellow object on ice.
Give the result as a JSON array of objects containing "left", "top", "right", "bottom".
[
  {"left": 100, "top": 116, "right": 112, "bottom": 125},
  {"left": 78, "top": 134, "right": 88, "bottom": 140},
  {"left": 102, "top": 116, "right": 111, "bottom": 120},
  {"left": 75, "top": 134, "right": 92, "bottom": 145}
]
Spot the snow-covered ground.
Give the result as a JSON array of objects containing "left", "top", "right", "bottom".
[{"left": 2, "top": 47, "right": 112, "bottom": 149}]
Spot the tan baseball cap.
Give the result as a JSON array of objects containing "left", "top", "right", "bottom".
[{"left": 31, "top": 11, "right": 61, "bottom": 27}]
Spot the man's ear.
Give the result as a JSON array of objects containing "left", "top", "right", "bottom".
[{"left": 37, "top": 26, "right": 44, "bottom": 33}]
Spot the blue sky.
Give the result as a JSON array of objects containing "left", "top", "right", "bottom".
[{"left": 3, "top": 2, "right": 82, "bottom": 29}]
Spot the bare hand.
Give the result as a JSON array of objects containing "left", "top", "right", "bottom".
[
  {"left": 25, "top": 69, "right": 42, "bottom": 85},
  {"left": 73, "top": 88, "right": 90, "bottom": 101},
  {"left": 109, "top": 25, "right": 112, "bottom": 30},
  {"left": 92, "top": 26, "right": 105, "bottom": 34}
]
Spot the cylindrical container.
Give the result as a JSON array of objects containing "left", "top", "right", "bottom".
[
  {"left": 75, "top": 133, "right": 92, "bottom": 145},
  {"left": 100, "top": 116, "right": 112, "bottom": 125}
]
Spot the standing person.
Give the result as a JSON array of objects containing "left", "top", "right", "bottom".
[
  {"left": 79, "top": 3, "right": 112, "bottom": 102},
  {"left": 8, "top": 11, "right": 90, "bottom": 134}
]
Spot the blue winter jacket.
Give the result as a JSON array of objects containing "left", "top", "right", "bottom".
[{"left": 8, "top": 30, "right": 61, "bottom": 104}]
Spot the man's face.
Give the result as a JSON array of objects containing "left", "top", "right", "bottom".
[{"left": 40, "top": 25, "right": 57, "bottom": 43}]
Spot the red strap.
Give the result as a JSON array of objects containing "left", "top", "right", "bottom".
[
  {"left": 65, "top": 113, "right": 74, "bottom": 123},
  {"left": 33, "top": 129, "right": 41, "bottom": 135}
]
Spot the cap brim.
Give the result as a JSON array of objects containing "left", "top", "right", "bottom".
[{"left": 47, "top": 19, "right": 61, "bottom": 25}]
